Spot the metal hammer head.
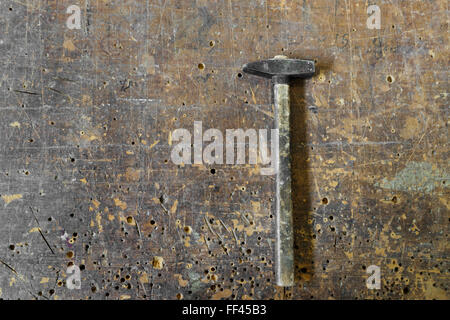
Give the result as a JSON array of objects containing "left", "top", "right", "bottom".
[{"left": 242, "top": 55, "right": 315, "bottom": 84}]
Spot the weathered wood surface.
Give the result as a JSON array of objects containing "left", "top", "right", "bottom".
[{"left": 0, "top": 0, "right": 448, "bottom": 300}]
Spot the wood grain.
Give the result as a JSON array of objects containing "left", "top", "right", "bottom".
[{"left": 0, "top": 0, "right": 447, "bottom": 299}]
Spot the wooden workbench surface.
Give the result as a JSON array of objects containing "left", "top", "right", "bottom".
[{"left": 0, "top": 0, "right": 448, "bottom": 299}]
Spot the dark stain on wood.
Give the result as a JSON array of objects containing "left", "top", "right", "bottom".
[{"left": 0, "top": 0, "right": 448, "bottom": 300}]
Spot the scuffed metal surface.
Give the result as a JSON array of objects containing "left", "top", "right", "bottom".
[
  {"left": 0, "top": 0, "right": 448, "bottom": 300},
  {"left": 273, "top": 83, "right": 294, "bottom": 286}
]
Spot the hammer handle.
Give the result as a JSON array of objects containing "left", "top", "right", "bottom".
[{"left": 274, "top": 83, "right": 294, "bottom": 286}]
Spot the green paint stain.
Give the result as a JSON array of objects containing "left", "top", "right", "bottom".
[{"left": 377, "top": 162, "right": 448, "bottom": 193}]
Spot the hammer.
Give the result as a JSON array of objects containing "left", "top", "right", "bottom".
[{"left": 242, "top": 55, "right": 315, "bottom": 286}]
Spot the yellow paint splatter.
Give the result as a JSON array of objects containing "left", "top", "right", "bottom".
[
  {"left": 168, "top": 131, "right": 172, "bottom": 146},
  {"left": 63, "top": 38, "right": 77, "bottom": 51},
  {"left": 174, "top": 274, "right": 188, "bottom": 287},
  {"left": 9, "top": 121, "right": 20, "bottom": 128},
  {"left": 184, "top": 236, "right": 191, "bottom": 247},
  {"left": 251, "top": 201, "right": 260, "bottom": 214},
  {"left": 170, "top": 200, "right": 178, "bottom": 214},
  {"left": 114, "top": 198, "right": 127, "bottom": 210},
  {"left": 318, "top": 71, "right": 326, "bottom": 82},
  {"left": 2, "top": 194, "right": 23, "bottom": 205},
  {"left": 88, "top": 135, "right": 100, "bottom": 141},
  {"left": 139, "top": 272, "right": 149, "bottom": 284},
  {"left": 40, "top": 277, "right": 49, "bottom": 284},
  {"left": 423, "top": 279, "right": 447, "bottom": 299},
  {"left": 152, "top": 256, "right": 164, "bottom": 269},
  {"left": 96, "top": 212, "right": 103, "bottom": 233},
  {"left": 125, "top": 167, "right": 141, "bottom": 182},
  {"left": 92, "top": 199, "right": 100, "bottom": 209},
  {"left": 375, "top": 247, "right": 386, "bottom": 256},
  {"left": 390, "top": 232, "right": 401, "bottom": 239},
  {"left": 149, "top": 140, "right": 160, "bottom": 149},
  {"left": 249, "top": 87, "right": 257, "bottom": 104},
  {"left": 81, "top": 95, "right": 92, "bottom": 106}
]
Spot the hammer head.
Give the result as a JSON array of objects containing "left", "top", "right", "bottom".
[{"left": 243, "top": 56, "right": 315, "bottom": 83}]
